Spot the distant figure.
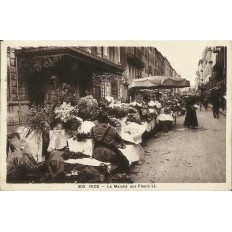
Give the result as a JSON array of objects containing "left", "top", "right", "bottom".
[
  {"left": 211, "top": 90, "right": 220, "bottom": 119},
  {"left": 202, "top": 93, "right": 208, "bottom": 111},
  {"left": 220, "top": 96, "right": 226, "bottom": 111},
  {"left": 184, "top": 98, "right": 198, "bottom": 129}
]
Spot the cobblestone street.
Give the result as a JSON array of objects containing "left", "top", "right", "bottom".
[{"left": 130, "top": 109, "right": 226, "bottom": 183}]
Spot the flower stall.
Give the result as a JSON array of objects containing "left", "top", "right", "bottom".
[
  {"left": 9, "top": 73, "right": 188, "bottom": 183},
  {"left": 101, "top": 100, "right": 146, "bottom": 164},
  {"left": 129, "top": 75, "right": 190, "bottom": 133},
  {"left": 11, "top": 94, "right": 151, "bottom": 183}
]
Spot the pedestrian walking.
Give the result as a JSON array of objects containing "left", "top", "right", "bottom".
[
  {"left": 211, "top": 89, "right": 220, "bottom": 119},
  {"left": 184, "top": 97, "right": 198, "bottom": 129},
  {"left": 199, "top": 95, "right": 203, "bottom": 111},
  {"left": 202, "top": 93, "right": 208, "bottom": 111}
]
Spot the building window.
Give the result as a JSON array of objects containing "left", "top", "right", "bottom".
[
  {"left": 101, "top": 47, "right": 104, "bottom": 57},
  {"left": 91, "top": 47, "right": 97, "bottom": 55},
  {"left": 119, "top": 85, "right": 123, "bottom": 98},
  {"left": 105, "top": 82, "right": 111, "bottom": 97},
  {"left": 111, "top": 80, "right": 118, "bottom": 99},
  {"left": 101, "top": 83, "right": 105, "bottom": 97},
  {"left": 141, "top": 47, "right": 144, "bottom": 55},
  {"left": 109, "top": 47, "right": 115, "bottom": 62}
]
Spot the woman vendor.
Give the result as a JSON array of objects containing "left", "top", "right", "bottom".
[
  {"left": 91, "top": 112, "right": 130, "bottom": 173},
  {"left": 184, "top": 97, "right": 198, "bottom": 129}
]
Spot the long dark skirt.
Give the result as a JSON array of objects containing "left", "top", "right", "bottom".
[
  {"left": 93, "top": 145, "right": 129, "bottom": 173},
  {"left": 184, "top": 109, "right": 198, "bottom": 128}
]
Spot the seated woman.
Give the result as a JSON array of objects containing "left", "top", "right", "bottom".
[{"left": 91, "top": 112, "right": 129, "bottom": 173}]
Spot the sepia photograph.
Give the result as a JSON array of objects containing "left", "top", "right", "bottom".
[
  {"left": 1, "top": 2, "right": 232, "bottom": 232},
  {"left": 1, "top": 41, "right": 231, "bottom": 190}
]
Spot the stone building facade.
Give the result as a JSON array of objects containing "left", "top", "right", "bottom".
[
  {"left": 7, "top": 46, "right": 124, "bottom": 125},
  {"left": 195, "top": 46, "right": 227, "bottom": 93},
  {"left": 7, "top": 45, "right": 180, "bottom": 125}
]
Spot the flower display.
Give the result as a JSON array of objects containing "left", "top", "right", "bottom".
[
  {"left": 157, "top": 114, "right": 174, "bottom": 122},
  {"left": 77, "top": 95, "right": 99, "bottom": 120},
  {"left": 54, "top": 102, "right": 79, "bottom": 123},
  {"left": 164, "top": 107, "right": 172, "bottom": 114},
  {"left": 128, "top": 107, "right": 138, "bottom": 114},
  {"left": 126, "top": 115, "right": 141, "bottom": 125},
  {"left": 105, "top": 105, "right": 129, "bottom": 119},
  {"left": 140, "top": 106, "right": 153, "bottom": 121},
  {"left": 129, "top": 101, "right": 143, "bottom": 107},
  {"left": 63, "top": 117, "right": 83, "bottom": 138},
  {"left": 98, "top": 98, "right": 110, "bottom": 108},
  {"left": 149, "top": 100, "right": 162, "bottom": 109},
  {"left": 25, "top": 105, "right": 56, "bottom": 135},
  {"left": 57, "top": 83, "right": 79, "bottom": 106},
  {"left": 105, "top": 96, "right": 114, "bottom": 104}
]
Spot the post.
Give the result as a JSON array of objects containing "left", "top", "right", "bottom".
[
  {"left": 117, "top": 47, "right": 121, "bottom": 64},
  {"left": 103, "top": 47, "right": 108, "bottom": 58},
  {"left": 15, "top": 56, "right": 21, "bottom": 123}
]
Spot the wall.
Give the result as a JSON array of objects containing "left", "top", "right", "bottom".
[
  {"left": 195, "top": 46, "right": 227, "bottom": 92},
  {"left": 7, "top": 48, "right": 30, "bottom": 126}
]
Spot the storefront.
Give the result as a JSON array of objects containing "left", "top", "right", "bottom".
[{"left": 7, "top": 47, "right": 124, "bottom": 125}]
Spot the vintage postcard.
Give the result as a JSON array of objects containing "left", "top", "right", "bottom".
[{"left": 0, "top": 41, "right": 231, "bottom": 190}]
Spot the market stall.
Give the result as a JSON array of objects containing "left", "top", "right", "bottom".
[
  {"left": 129, "top": 76, "right": 190, "bottom": 132},
  {"left": 9, "top": 74, "right": 192, "bottom": 183},
  {"left": 11, "top": 93, "right": 151, "bottom": 183}
]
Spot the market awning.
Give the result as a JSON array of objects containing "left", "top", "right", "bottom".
[
  {"left": 161, "top": 77, "right": 190, "bottom": 88},
  {"left": 130, "top": 76, "right": 190, "bottom": 89},
  {"left": 15, "top": 47, "right": 125, "bottom": 73}
]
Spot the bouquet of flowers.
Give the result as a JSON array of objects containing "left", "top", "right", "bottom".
[
  {"left": 57, "top": 83, "right": 79, "bottom": 106},
  {"left": 128, "top": 107, "right": 138, "bottom": 114},
  {"left": 54, "top": 102, "right": 79, "bottom": 123},
  {"left": 77, "top": 95, "right": 99, "bottom": 120},
  {"left": 120, "top": 103, "right": 138, "bottom": 114},
  {"left": 129, "top": 101, "right": 143, "bottom": 107},
  {"left": 105, "top": 105, "right": 129, "bottom": 119},
  {"left": 25, "top": 105, "right": 56, "bottom": 135},
  {"left": 54, "top": 102, "right": 82, "bottom": 137},
  {"left": 98, "top": 98, "right": 110, "bottom": 108},
  {"left": 135, "top": 93, "right": 145, "bottom": 105},
  {"left": 164, "top": 106, "right": 172, "bottom": 115},
  {"left": 63, "top": 117, "right": 83, "bottom": 138},
  {"left": 126, "top": 114, "right": 141, "bottom": 125},
  {"left": 154, "top": 101, "right": 162, "bottom": 109}
]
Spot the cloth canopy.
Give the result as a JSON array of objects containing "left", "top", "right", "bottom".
[{"left": 130, "top": 76, "right": 190, "bottom": 89}]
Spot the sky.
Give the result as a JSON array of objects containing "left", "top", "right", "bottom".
[{"left": 154, "top": 41, "right": 222, "bottom": 86}]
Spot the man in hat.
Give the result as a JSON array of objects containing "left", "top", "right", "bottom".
[{"left": 211, "top": 89, "right": 220, "bottom": 119}]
